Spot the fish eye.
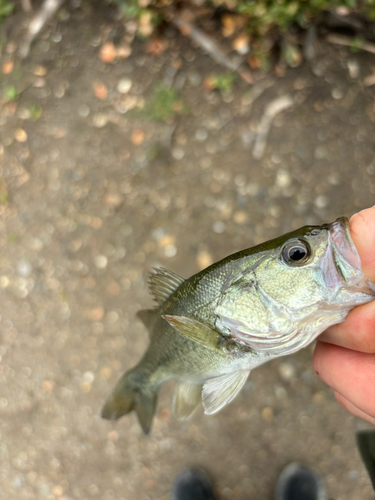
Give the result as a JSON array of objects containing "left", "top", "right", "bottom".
[{"left": 281, "top": 239, "right": 311, "bottom": 266}]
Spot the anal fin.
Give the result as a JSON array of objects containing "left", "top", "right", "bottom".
[
  {"left": 202, "top": 370, "right": 250, "bottom": 415},
  {"left": 173, "top": 381, "right": 202, "bottom": 420}
]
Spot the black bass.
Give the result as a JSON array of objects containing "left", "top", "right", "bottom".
[{"left": 101, "top": 217, "right": 375, "bottom": 433}]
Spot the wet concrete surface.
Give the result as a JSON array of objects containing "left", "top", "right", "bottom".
[{"left": 0, "top": 5, "right": 375, "bottom": 500}]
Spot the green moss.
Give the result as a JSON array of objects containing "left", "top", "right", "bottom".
[{"left": 145, "top": 85, "right": 188, "bottom": 122}]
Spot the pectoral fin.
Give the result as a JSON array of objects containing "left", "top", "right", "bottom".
[
  {"left": 172, "top": 381, "right": 202, "bottom": 420},
  {"left": 162, "top": 315, "right": 222, "bottom": 351},
  {"left": 202, "top": 370, "right": 250, "bottom": 415}
]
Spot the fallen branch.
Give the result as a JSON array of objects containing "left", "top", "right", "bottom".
[
  {"left": 253, "top": 95, "right": 293, "bottom": 160},
  {"left": 19, "top": 0, "right": 65, "bottom": 58},
  {"left": 326, "top": 33, "right": 375, "bottom": 55},
  {"left": 172, "top": 14, "right": 253, "bottom": 83},
  {"left": 21, "top": 0, "right": 33, "bottom": 13}
]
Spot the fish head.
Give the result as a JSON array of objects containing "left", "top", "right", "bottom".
[{"left": 215, "top": 217, "right": 375, "bottom": 356}]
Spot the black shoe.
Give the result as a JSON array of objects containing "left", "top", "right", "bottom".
[
  {"left": 357, "top": 430, "right": 375, "bottom": 491},
  {"left": 275, "top": 463, "right": 326, "bottom": 500},
  {"left": 170, "top": 468, "right": 217, "bottom": 500}
]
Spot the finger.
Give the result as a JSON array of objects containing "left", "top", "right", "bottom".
[
  {"left": 333, "top": 391, "right": 375, "bottom": 425},
  {"left": 320, "top": 300, "right": 375, "bottom": 353},
  {"left": 313, "top": 342, "right": 375, "bottom": 419},
  {"left": 320, "top": 206, "right": 375, "bottom": 352},
  {"left": 349, "top": 206, "right": 375, "bottom": 283}
]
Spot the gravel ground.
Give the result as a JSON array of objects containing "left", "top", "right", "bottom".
[{"left": 0, "top": 4, "right": 375, "bottom": 500}]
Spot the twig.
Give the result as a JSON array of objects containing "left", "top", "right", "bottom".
[
  {"left": 326, "top": 33, "right": 375, "bottom": 55},
  {"left": 19, "top": 0, "right": 65, "bottom": 58},
  {"left": 253, "top": 95, "right": 293, "bottom": 160},
  {"left": 172, "top": 14, "right": 253, "bottom": 83},
  {"left": 21, "top": 0, "right": 33, "bottom": 13}
]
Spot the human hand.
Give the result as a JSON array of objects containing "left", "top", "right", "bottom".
[{"left": 312, "top": 206, "right": 375, "bottom": 424}]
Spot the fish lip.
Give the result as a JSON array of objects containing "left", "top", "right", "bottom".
[
  {"left": 329, "top": 216, "right": 361, "bottom": 273},
  {"left": 321, "top": 216, "right": 367, "bottom": 289}
]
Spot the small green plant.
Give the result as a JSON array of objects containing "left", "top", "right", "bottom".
[
  {"left": 0, "top": 0, "right": 14, "bottom": 21},
  {"left": 146, "top": 85, "right": 188, "bottom": 121},
  {"left": 7, "top": 232, "right": 18, "bottom": 243},
  {"left": 349, "top": 36, "right": 365, "bottom": 52},
  {"left": 4, "top": 85, "right": 18, "bottom": 101},
  {"left": 28, "top": 104, "right": 43, "bottom": 121},
  {"left": 0, "top": 178, "right": 9, "bottom": 204},
  {"left": 209, "top": 72, "right": 238, "bottom": 93}
]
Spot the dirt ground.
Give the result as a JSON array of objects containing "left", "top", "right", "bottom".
[{"left": 1, "top": 4, "right": 375, "bottom": 500}]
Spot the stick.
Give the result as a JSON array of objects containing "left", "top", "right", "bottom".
[
  {"left": 253, "top": 95, "right": 293, "bottom": 160},
  {"left": 19, "top": 0, "right": 65, "bottom": 58},
  {"left": 172, "top": 14, "right": 253, "bottom": 83},
  {"left": 326, "top": 33, "right": 375, "bottom": 56},
  {"left": 21, "top": 0, "right": 33, "bottom": 12}
]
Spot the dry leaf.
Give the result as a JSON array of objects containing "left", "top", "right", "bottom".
[
  {"left": 138, "top": 11, "right": 154, "bottom": 37},
  {"left": 93, "top": 82, "right": 108, "bottom": 100},
  {"left": 221, "top": 14, "right": 246, "bottom": 37},
  {"left": 131, "top": 129, "right": 145, "bottom": 145},
  {"left": 364, "top": 74, "right": 375, "bottom": 87},
  {"left": 221, "top": 14, "right": 237, "bottom": 37},
  {"left": 248, "top": 55, "right": 261, "bottom": 69},
  {"left": 232, "top": 33, "right": 250, "bottom": 54},
  {"left": 14, "top": 128, "right": 28, "bottom": 142},
  {"left": 99, "top": 42, "right": 117, "bottom": 63},
  {"left": 146, "top": 37, "right": 168, "bottom": 57},
  {"left": 33, "top": 65, "right": 47, "bottom": 76},
  {"left": 203, "top": 76, "right": 215, "bottom": 91},
  {"left": 2, "top": 60, "right": 14, "bottom": 75}
]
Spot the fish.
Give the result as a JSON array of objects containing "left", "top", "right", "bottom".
[{"left": 101, "top": 217, "right": 375, "bottom": 434}]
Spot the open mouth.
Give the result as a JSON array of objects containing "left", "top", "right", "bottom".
[
  {"left": 329, "top": 217, "right": 362, "bottom": 277},
  {"left": 320, "top": 217, "right": 363, "bottom": 289}
]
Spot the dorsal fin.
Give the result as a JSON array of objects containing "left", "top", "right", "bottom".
[{"left": 149, "top": 267, "right": 185, "bottom": 305}]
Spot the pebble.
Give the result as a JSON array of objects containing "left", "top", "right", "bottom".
[
  {"left": 164, "top": 245, "right": 177, "bottom": 258},
  {"left": 117, "top": 78, "right": 132, "bottom": 94},
  {"left": 78, "top": 104, "right": 90, "bottom": 117},
  {"left": 33, "top": 65, "right": 47, "bottom": 76},
  {"left": 196, "top": 250, "right": 213, "bottom": 270},
  {"left": 276, "top": 170, "right": 291, "bottom": 189},
  {"left": 332, "top": 88, "right": 344, "bottom": 100},
  {"left": 51, "top": 32, "right": 62, "bottom": 43},
  {"left": 278, "top": 362, "right": 296, "bottom": 381},
  {"left": 261, "top": 407, "right": 274, "bottom": 422},
  {"left": 90, "top": 307, "right": 105, "bottom": 321},
  {"left": 195, "top": 129, "right": 208, "bottom": 142},
  {"left": 94, "top": 255, "right": 108, "bottom": 269},
  {"left": 212, "top": 221, "right": 225, "bottom": 233},
  {"left": 347, "top": 60, "right": 359, "bottom": 79},
  {"left": 17, "top": 260, "right": 32, "bottom": 278},
  {"left": 92, "top": 113, "right": 108, "bottom": 128},
  {"left": 314, "top": 195, "right": 328, "bottom": 209},
  {"left": 54, "top": 86, "right": 65, "bottom": 98},
  {"left": 172, "top": 148, "right": 184, "bottom": 160},
  {"left": 14, "top": 129, "right": 28, "bottom": 143}
]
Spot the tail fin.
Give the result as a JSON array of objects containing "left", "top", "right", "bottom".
[{"left": 101, "top": 370, "right": 157, "bottom": 435}]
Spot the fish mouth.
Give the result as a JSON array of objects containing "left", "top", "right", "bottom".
[{"left": 322, "top": 216, "right": 373, "bottom": 290}]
